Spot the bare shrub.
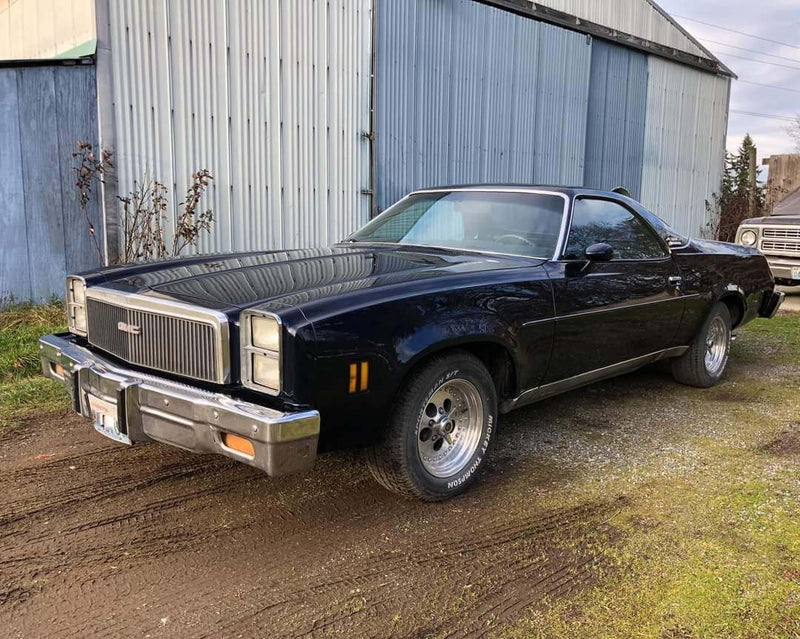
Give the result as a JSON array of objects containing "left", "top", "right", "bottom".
[
  {"left": 119, "top": 169, "right": 214, "bottom": 262},
  {"left": 172, "top": 170, "right": 214, "bottom": 257},
  {"left": 119, "top": 170, "right": 214, "bottom": 263},
  {"left": 72, "top": 141, "right": 214, "bottom": 264},
  {"left": 119, "top": 175, "right": 170, "bottom": 262},
  {"left": 72, "top": 142, "right": 113, "bottom": 264}
]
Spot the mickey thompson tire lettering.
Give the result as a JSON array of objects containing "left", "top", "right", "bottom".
[
  {"left": 448, "top": 416, "right": 493, "bottom": 489},
  {"left": 366, "top": 350, "right": 498, "bottom": 501}
]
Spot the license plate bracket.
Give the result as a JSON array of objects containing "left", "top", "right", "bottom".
[{"left": 87, "top": 393, "right": 131, "bottom": 445}]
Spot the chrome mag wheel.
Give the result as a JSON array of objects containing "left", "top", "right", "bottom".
[
  {"left": 704, "top": 315, "right": 728, "bottom": 375},
  {"left": 417, "top": 378, "right": 484, "bottom": 478}
]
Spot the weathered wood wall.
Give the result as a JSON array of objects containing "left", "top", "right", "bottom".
[
  {"left": 0, "top": 64, "right": 102, "bottom": 305},
  {"left": 765, "top": 154, "right": 800, "bottom": 210}
]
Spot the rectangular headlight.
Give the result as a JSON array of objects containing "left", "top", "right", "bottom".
[
  {"left": 243, "top": 313, "right": 282, "bottom": 393},
  {"left": 251, "top": 315, "right": 280, "bottom": 351},
  {"left": 66, "top": 276, "right": 87, "bottom": 336},
  {"left": 252, "top": 352, "right": 280, "bottom": 391}
]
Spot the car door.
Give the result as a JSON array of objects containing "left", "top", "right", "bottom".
[{"left": 542, "top": 195, "right": 686, "bottom": 384}]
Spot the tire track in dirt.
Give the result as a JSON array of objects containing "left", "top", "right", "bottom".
[
  {"left": 0, "top": 455, "right": 235, "bottom": 529},
  {"left": 1, "top": 407, "right": 627, "bottom": 639},
  {"left": 172, "top": 496, "right": 626, "bottom": 639}
]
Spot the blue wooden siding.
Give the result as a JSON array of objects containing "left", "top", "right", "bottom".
[
  {"left": 584, "top": 40, "right": 648, "bottom": 199},
  {"left": 0, "top": 64, "right": 101, "bottom": 304},
  {"left": 375, "top": 0, "right": 592, "bottom": 212}
]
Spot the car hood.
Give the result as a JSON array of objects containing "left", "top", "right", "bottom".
[{"left": 85, "top": 245, "right": 541, "bottom": 312}]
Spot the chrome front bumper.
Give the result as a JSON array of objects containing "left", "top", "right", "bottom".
[{"left": 39, "top": 333, "right": 320, "bottom": 477}]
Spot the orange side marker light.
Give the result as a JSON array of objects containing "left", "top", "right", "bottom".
[
  {"left": 349, "top": 363, "right": 358, "bottom": 393},
  {"left": 222, "top": 433, "right": 255, "bottom": 458}
]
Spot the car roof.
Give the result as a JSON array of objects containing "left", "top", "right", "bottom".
[{"left": 410, "top": 184, "right": 626, "bottom": 198}]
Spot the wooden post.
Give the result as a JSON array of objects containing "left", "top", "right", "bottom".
[{"left": 748, "top": 146, "right": 757, "bottom": 217}]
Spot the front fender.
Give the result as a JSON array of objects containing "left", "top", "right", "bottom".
[
  {"left": 398, "top": 314, "right": 520, "bottom": 373},
  {"left": 299, "top": 278, "right": 553, "bottom": 449}
]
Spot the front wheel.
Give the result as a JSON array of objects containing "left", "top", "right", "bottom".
[
  {"left": 366, "top": 351, "right": 497, "bottom": 501},
  {"left": 671, "top": 302, "right": 732, "bottom": 388}
]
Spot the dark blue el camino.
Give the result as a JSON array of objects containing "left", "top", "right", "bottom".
[{"left": 41, "top": 186, "right": 784, "bottom": 500}]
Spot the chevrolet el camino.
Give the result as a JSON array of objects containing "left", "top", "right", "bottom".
[{"left": 40, "top": 186, "right": 784, "bottom": 500}]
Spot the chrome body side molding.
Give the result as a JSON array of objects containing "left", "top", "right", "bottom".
[{"left": 499, "top": 346, "right": 689, "bottom": 413}]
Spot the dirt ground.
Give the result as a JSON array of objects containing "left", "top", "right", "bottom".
[{"left": 1, "top": 330, "right": 798, "bottom": 638}]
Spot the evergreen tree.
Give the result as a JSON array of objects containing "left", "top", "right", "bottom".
[
  {"left": 708, "top": 134, "right": 765, "bottom": 241},
  {"left": 726, "top": 134, "right": 765, "bottom": 209}
]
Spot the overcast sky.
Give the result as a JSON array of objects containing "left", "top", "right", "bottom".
[{"left": 657, "top": 0, "right": 799, "bottom": 162}]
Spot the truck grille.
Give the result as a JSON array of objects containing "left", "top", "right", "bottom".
[
  {"left": 86, "top": 298, "right": 223, "bottom": 383},
  {"left": 760, "top": 240, "right": 800, "bottom": 255},
  {"left": 763, "top": 228, "right": 800, "bottom": 239}
]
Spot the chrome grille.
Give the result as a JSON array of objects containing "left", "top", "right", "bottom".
[
  {"left": 763, "top": 228, "right": 800, "bottom": 239},
  {"left": 87, "top": 298, "right": 128, "bottom": 359},
  {"left": 87, "top": 298, "right": 222, "bottom": 383},
  {"left": 760, "top": 240, "right": 800, "bottom": 255}
]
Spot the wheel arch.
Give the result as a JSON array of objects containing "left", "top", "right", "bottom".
[
  {"left": 718, "top": 291, "right": 746, "bottom": 328},
  {"left": 402, "top": 338, "right": 519, "bottom": 403}
]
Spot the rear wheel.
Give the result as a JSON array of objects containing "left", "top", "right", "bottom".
[
  {"left": 366, "top": 351, "right": 497, "bottom": 501},
  {"left": 671, "top": 302, "right": 731, "bottom": 388}
]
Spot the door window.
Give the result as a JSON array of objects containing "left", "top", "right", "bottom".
[{"left": 564, "top": 198, "right": 669, "bottom": 260}]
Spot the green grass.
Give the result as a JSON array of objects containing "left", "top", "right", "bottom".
[
  {"left": 0, "top": 302, "right": 69, "bottom": 426},
  {"left": 498, "top": 465, "right": 799, "bottom": 639},
  {"left": 497, "top": 313, "right": 800, "bottom": 639},
  {"left": 733, "top": 315, "right": 800, "bottom": 364}
]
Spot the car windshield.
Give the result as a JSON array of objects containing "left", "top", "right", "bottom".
[{"left": 346, "top": 191, "right": 566, "bottom": 258}]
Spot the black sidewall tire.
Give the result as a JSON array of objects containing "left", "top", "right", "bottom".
[
  {"left": 401, "top": 355, "right": 497, "bottom": 500},
  {"left": 672, "top": 302, "right": 732, "bottom": 388}
]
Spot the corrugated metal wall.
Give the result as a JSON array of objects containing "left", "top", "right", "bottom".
[
  {"left": 102, "top": 0, "right": 727, "bottom": 257},
  {"left": 375, "top": 0, "right": 727, "bottom": 236},
  {"left": 531, "top": 0, "right": 708, "bottom": 58},
  {"left": 640, "top": 56, "right": 730, "bottom": 237},
  {"left": 0, "top": 64, "right": 102, "bottom": 304},
  {"left": 375, "top": 0, "right": 591, "bottom": 212},
  {"left": 107, "top": 0, "right": 372, "bottom": 255},
  {"left": 584, "top": 40, "right": 647, "bottom": 198}
]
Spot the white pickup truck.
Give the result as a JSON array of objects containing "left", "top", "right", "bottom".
[{"left": 737, "top": 188, "right": 800, "bottom": 287}]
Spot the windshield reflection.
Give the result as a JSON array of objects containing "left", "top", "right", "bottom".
[{"left": 348, "top": 191, "right": 567, "bottom": 258}]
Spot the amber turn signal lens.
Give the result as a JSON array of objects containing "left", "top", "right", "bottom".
[
  {"left": 222, "top": 433, "right": 255, "bottom": 458},
  {"left": 51, "top": 362, "right": 65, "bottom": 379},
  {"left": 348, "top": 361, "right": 369, "bottom": 393}
]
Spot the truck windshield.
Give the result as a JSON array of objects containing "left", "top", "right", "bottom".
[{"left": 346, "top": 191, "right": 566, "bottom": 258}]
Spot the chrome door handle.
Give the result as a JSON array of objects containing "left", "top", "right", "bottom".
[{"left": 667, "top": 275, "right": 682, "bottom": 288}]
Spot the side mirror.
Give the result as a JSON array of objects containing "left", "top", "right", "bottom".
[{"left": 584, "top": 243, "right": 614, "bottom": 262}]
